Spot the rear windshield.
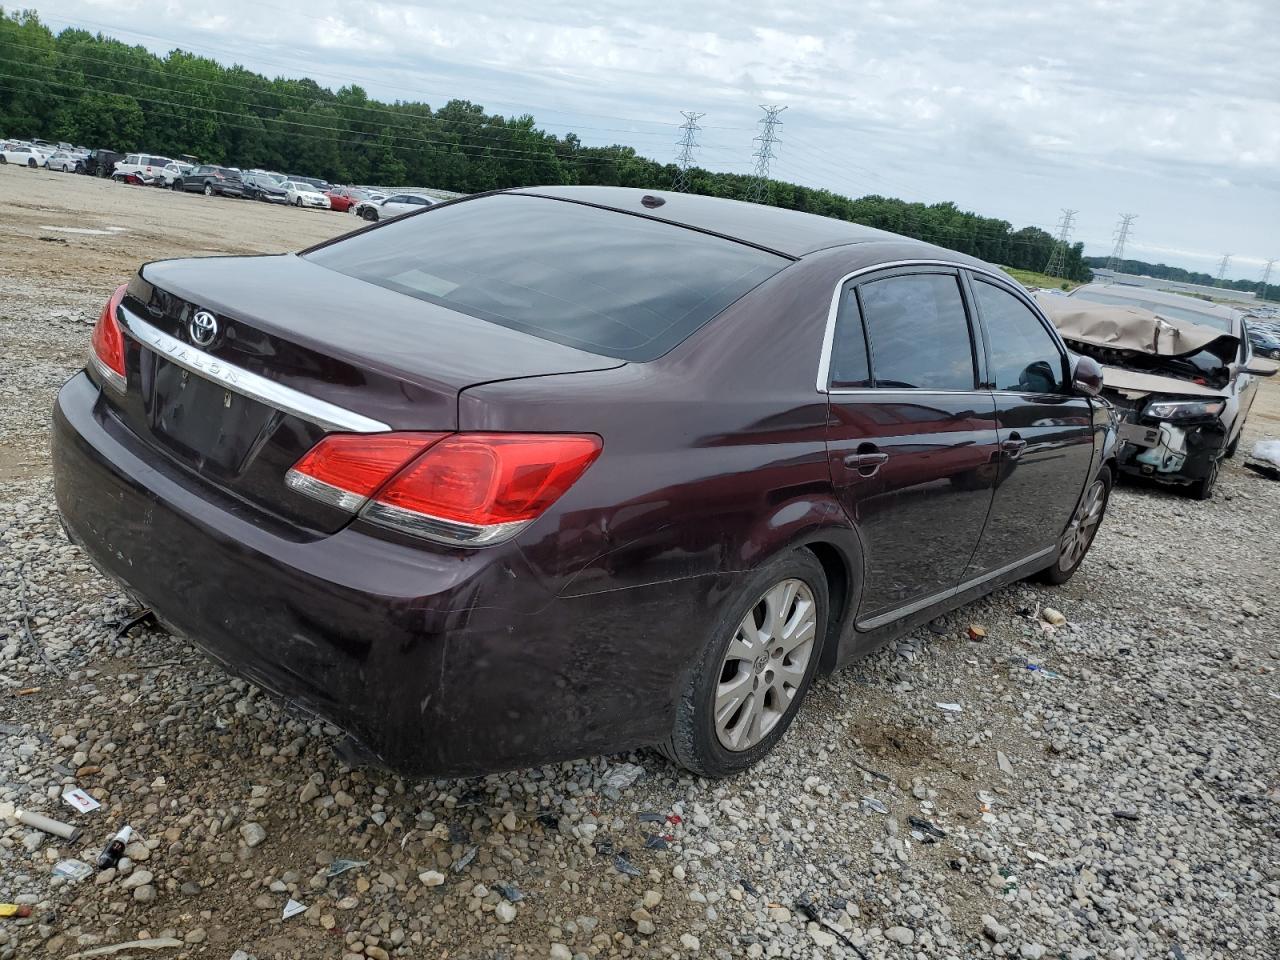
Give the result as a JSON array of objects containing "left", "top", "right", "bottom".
[
  {"left": 1072, "top": 290, "right": 1234, "bottom": 332},
  {"left": 304, "top": 194, "right": 788, "bottom": 360}
]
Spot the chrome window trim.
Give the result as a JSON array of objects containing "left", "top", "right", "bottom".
[
  {"left": 118, "top": 306, "right": 390, "bottom": 433},
  {"left": 815, "top": 259, "right": 1031, "bottom": 393}
]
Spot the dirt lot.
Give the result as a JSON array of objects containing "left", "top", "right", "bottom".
[{"left": 0, "top": 165, "right": 1277, "bottom": 960}]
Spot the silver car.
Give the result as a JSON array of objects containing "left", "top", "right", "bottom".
[{"left": 355, "top": 193, "right": 435, "bottom": 222}]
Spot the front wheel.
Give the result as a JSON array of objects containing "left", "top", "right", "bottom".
[
  {"left": 27, "top": 158, "right": 37, "bottom": 168},
  {"left": 0, "top": 156, "right": 7, "bottom": 164},
  {"left": 1038, "top": 467, "right": 1110, "bottom": 584},
  {"left": 203, "top": 183, "right": 214, "bottom": 196},
  {"left": 660, "top": 550, "right": 828, "bottom": 777},
  {"left": 361, "top": 207, "right": 378, "bottom": 221},
  {"left": 1190, "top": 458, "right": 1219, "bottom": 501}
]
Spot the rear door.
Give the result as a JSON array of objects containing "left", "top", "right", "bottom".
[
  {"left": 824, "top": 267, "right": 1001, "bottom": 627},
  {"left": 963, "top": 273, "right": 1094, "bottom": 576}
]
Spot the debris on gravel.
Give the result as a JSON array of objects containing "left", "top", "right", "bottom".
[{"left": 2, "top": 165, "right": 1279, "bottom": 959}]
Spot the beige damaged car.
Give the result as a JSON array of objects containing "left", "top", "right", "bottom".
[{"left": 1037, "top": 284, "right": 1277, "bottom": 499}]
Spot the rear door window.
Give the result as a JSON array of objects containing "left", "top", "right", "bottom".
[
  {"left": 971, "top": 279, "right": 1066, "bottom": 393},
  {"left": 305, "top": 194, "right": 789, "bottom": 361},
  {"left": 855, "top": 273, "right": 977, "bottom": 390}
]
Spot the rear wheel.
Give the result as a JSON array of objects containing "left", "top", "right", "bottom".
[
  {"left": 660, "top": 550, "right": 828, "bottom": 777},
  {"left": 1038, "top": 467, "right": 1110, "bottom": 584},
  {"left": 203, "top": 183, "right": 214, "bottom": 196},
  {"left": 27, "top": 158, "right": 37, "bottom": 168},
  {"left": 0, "top": 156, "right": 7, "bottom": 164}
]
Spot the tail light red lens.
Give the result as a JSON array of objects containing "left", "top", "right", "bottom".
[
  {"left": 89, "top": 284, "right": 128, "bottom": 392},
  {"left": 287, "top": 432, "right": 602, "bottom": 546},
  {"left": 285, "top": 433, "right": 446, "bottom": 511}
]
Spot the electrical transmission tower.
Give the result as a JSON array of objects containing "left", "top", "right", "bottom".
[
  {"left": 1260, "top": 258, "right": 1276, "bottom": 302},
  {"left": 1043, "top": 209, "right": 1078, "bottom": 278},
  {"left": 671, "top": 111, "right": 705, "bottom": 192},
  {"left": 1216, "top": 253, "right": 1232, "bottom": 286},
  {"left": 745, "top": 105, "right": 787, "bottom": 204},
  {"left": 1105, "top": 213, "right": 1137, "bottom": 273}
]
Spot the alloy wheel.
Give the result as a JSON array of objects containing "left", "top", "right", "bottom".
[
  {"left": 1059, "top": 477, "right": 1106, "bottom": 570},
  {"left": 713, "top": 578, "right": 817, "bottom": 751}
]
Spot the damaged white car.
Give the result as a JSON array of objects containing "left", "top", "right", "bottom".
[{"left": 1038, "top": 284, "right": 1277, "bottom": 499}]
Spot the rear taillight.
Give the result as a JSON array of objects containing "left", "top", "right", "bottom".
[
  {"left": 89, "top": 284, "right": 128, "bottom": 392},
  {"left": 285, "top": 433, "right": 446, "bottom": 511},
  {"left": 288, "top": 432, "right": 602, "bottom": 546}
]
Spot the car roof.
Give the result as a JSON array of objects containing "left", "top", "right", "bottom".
[
  {"left": 510, "top": 186, "right": 955, "bottom": 259},
  {"left": 1070, "top": 282, "right": 1242, "bottom": 333}
]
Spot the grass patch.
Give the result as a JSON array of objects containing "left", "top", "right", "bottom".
[{"left": 999, "top": 267, "right": 1083, "bottom": 291}]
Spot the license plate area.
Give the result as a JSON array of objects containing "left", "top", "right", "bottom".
[
  {"left": 150, "top": 360, "right": 276, "bottom": 476},
  {"left": 1118, "top": 422, "right": 1160, "bottom": 448}
]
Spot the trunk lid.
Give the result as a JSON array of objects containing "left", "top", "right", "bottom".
[{"left": 107, "top": 254, "right": 622, "bottom": 533}]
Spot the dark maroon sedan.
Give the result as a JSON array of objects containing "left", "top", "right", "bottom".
[{"left": 53, "top": 187, "right": 1115, "bottom": 778}]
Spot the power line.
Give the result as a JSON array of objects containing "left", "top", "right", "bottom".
[
  {"left": 745, "top": 105, "right": 786, "bottom": 204},
  {"left": 1260, "top": 259, "right": 1277, "bottom": 301},
  {"left": 1044, "top": 209, "right": 1078, "bottom": 278},
  {"left": 671, "top": 111, "right": 704, "bottom": 192},
  {"left": 1216, "top": 253, "right": 1232, "bottom": 285},
  {"left": 1105, "top": 213, "right": 1137, "bottom": 272}
]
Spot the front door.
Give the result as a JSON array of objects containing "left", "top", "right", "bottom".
[
  {"left": 963, "top": 274, "right": 1095, "bottom": 576},
  {"left": 824, "top": 268, "right": 1001, "bottom": 627}
]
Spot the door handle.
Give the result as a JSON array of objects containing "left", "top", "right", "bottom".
[
  {"left": 1001, "top": 436, "right": 1028, "bottom": 460},
  {"left": 843, "top": 449, "right": 889, "bottom": 477}
]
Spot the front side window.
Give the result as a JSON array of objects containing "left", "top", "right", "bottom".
[
  {"left": 857, "top": 273, "right": 976, "bottom": 390},
  {"left": 306, "top": 193, "right": 787, "bottom": 361},
  {"left": 972, "top": 279, "right": 1065, "bottom": 393}
]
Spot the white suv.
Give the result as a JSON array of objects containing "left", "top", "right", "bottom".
[{"left": 113, "top": 153, "right": 175, "bottom": 180}]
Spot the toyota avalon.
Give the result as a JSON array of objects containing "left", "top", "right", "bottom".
[{"left": 53, "top": 187, "right": 1116, "bottom": 778}]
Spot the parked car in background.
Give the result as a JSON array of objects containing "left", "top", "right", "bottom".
[
  {"left": 114, "top": 153, "right": 175, "bottom": 181},
  {"left": 175, "top": 165, "right": 245, "bottom": 197},
  {"left": 283, "top": 180, "right": 331, "bottom": 209},
  {"left": 1245, "top": 321, "right": 1280, "bottom": 359},
  {"left": 44, "top": 149, "right": 88, "bottom": 173},
  {"left": 355, "top": 193, "right": 434, "bottom": 222},
  {"left": 1, "top": 142, "right": 47, "bottom": 167},
  {"left": 85, "top": 149, "right": 124, "bottom": 178},
  {"left": 288, "top": 175, "right": 331, "bottom": 192},
  {"left": 1040, "top": 283, "right": 1277, "bottom": 498},
  {"left": 158, "top": 161, "right": 193, "bottom": 186},
  {"left": 55, "top": 186, "right": 1116, "bottom": 779},
  {"left": 241, "top": 173, "right": 289, "bottom": 203},
  {"left": 112, "top": 169, "right": 162, "bottom": 187},
  {"left": 324, "top": 187, "right": 360, "bottom": 212}
]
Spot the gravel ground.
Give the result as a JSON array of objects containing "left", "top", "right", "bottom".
[{"left": 1, "top": 166, "right": 1278, "bottom": 960}]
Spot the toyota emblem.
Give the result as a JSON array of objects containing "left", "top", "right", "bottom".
[{"left": 189, "top": 310, "right": 218, "bottom": 347}]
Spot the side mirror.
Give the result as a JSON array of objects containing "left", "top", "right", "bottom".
[
  {"left": 1069, "top": 354, "right": 1105, "bottom": 397},
  {"left": 1243, "top": 360, "right": 1278, "bottom": 377}
]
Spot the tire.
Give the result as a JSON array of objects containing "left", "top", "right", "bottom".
[
  {"left": 1224, "top": 433, "right": 1240, "bottom": 459},
  {"left": 660, "top": 550, "right": 829, "bottom": 778},
  {"left": 361, "top": 207, "right": 378, "bottom": 222},
  {"left": 295, "top": 196, "right": 303, "bottom": 207},
  {"left": 1037, "top": 466, "right": 1111, "bottom": 584},
  {"left": 74, "top": 161, "right": 84, "bottom": 174},
  {"left": 0, "top": 156, "right": 7, "bottom": 164},
  {"left": 203, "top": 183, "right": 214, "bottom": 196},
  {"left": 1190, "top": 458, "right": 1219, "bottom": 501},
  {"left": 27, "top": 158, "right": 37, "bottom": 168}
]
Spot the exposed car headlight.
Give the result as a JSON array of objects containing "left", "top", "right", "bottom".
[{"left": 1144, "top": 399, "right": 1225, "bottom": 420}]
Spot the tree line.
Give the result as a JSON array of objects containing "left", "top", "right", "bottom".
[
  {"left": 1084, "top": 256, "right": 1277, "bottom": 302},
  {"left": 0, "top": 10, "right": 1092, "bottom": 280}
]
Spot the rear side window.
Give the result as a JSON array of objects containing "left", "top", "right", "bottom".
[
  {"left": 856, "top": 273, "right": 976, "bottom": 390},
  {"left": 306, "top": 194, "right": 788, "bottom": 361},
  {"left": 972, "top": 279, "right": 1064, "bottom": 393}
]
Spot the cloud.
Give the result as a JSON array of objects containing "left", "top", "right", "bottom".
[{"left": 29, "top": 0, "right": 1280, "bottom": 275}]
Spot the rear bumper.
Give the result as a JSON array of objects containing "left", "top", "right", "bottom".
[{"left": 52, "top": 372, "right": 706, "bottom": 775}]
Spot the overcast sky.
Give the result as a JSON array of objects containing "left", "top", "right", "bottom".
[{"left": 31, "top": 0, "right": 1280, "bottom": 278}]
